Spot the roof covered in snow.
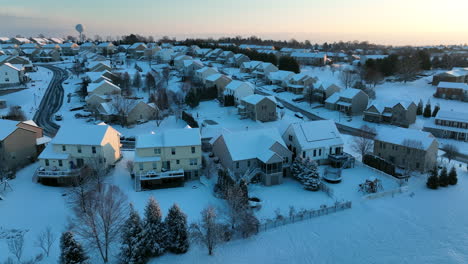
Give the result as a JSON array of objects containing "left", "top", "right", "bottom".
[
  {"left": 286, "top": 120, "right": 343, "bottom": 150},
  {"left": 136, "top": 128, "right": 201, "bottom": 148},
  {"left": 437, "top": 81, "right": 468, "bottom": 90},
  {"left": 435, "top": 110, "right": 468, "bottom": 123},
  {"left": 241, "top": 94, "right": 276, "bottom": 105},
  {"left": 375, "top": 127, "right": 437, "bottom": 150},
  {"left": 0, "top": 119, "right": 20, "bottom": 140},
  {"left": 52, "top": 124, "right": 114, "bottom": 146}
]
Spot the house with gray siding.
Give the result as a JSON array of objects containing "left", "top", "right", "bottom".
[
  {"left": 364, "top": 101, "right": 417, "bottom": 128},
  {"left": 238, "top": 95, "right": 277, "bottom": 122},
  {"left": 325, "top": 88, "right": 369, "bottom": 115},
  {"left": 423, "top": 110, "right": 468, "bottom": 142}
]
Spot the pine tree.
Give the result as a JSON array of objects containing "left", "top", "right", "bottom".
[
  {"left": 120, "top": 204, "right": 145, "bottom": 264},
  {"left": 133, "top": 71, "right": 142, "bottom": 89},
  {"left": 59, "top": 231, "right": 88, "bottom": 264},
  {"left": 291, "top": 157, "right": 305, "bottom": 181},
  {"left": 439, "top": 166, "right": 449, "bottom": 187},
  {"left": 185, "top": 89, "right": 200, "bottom": 108},
  {"left": 301, "top": 160, "right": 320, "bottom": 191},
  {"left": 426, "top": 166, "right": 439, "bottom": 189},
  {"left": 432, "top": 104, "right": 440, "bottom": 117},
  {"left": 141, "top": 197, "right": 167, "bottom": 258},
  {"left": 165, "top": 204, "right": 189, "bottom": 254},
  {"left": 423, "top": 100, "right": 432, "bottom": 118},
  {"left": 416, "top": 99, "right": 423, "bottom": 116},
  {"left": 448, "top": 166, "right": 458, "bottom": 185}
]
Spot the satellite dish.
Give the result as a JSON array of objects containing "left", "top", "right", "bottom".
[{"left": 75, "top": 24, "right": 85, "bottom": 42}]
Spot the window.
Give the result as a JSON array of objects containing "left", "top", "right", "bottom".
[
  {"left": 152, "top": 162, "right": 157, "bottom": 169},
  {"left": 319, "top": 149, "right": 322, "bottom": 156},
  {"left": 58, "top": 160, "right": 63, "bottom": 167},
  {"left": 92, "top": 146, "right": 96, "bottom": 154},
  {"left": 190, "top": 159, "right": 198, "bottom": 166},
  {"left": 77, "top": 146, "right": 82, "bottom": 153},
  {"left": 406, "top": 148, "right": 410, "bottom": 154},
  {"left": 171, "top": 148, "right": 176, "bottom": 155},
  {"left": 176, "top": 160, "right": 180, "bottom": 165},
  {"left": 154, "top": 148, "right": 161, "bottom": 154},
  {"left": 416, "top": 162, "right": 420, "bottom": 169},
  {"left": 236, "top": 162, "right": 239, "bottom": 169},
  {"left": 62, "top": 145, "right": 66, "bottom": 151},
  {"left": 288, "top": 135, "right": 293, "bottom": 141},
  {"left": 5, "top": 78, "right": 9, "bottom": 82},
  {"left": 139, "top": 163, "right": 144, "bottom": 170},
  {"left": 45, "top": 159, "right": 49, "bottom": 166},
  {"left": 303, "top": 151, "right": 306, "bottom": 158},
  {"left": 191, "top": 147, "right": 196, "bottom": 154},
  {"left": 247, "top": 160, "right": 251, "bottom": 167},
  {"left": 284, "top": 157, "right": 289, "bottom": 164},
  {"left": 313, "top": 149, "right": 316, "bottom": 157}
]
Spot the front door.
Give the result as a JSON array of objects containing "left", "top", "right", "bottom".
[{"left": 76, "top": 159, "right": 84, "bottom": 168}]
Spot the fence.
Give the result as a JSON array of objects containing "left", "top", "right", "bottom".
[
  {"left": 319, "top": 182, "right": 335, "bottom": 198},
  {"left": 258, "top": 201, "right": 352, "bottom": 233},
  {"left": 363, "top": 186, "right": 409, "bottom": 200}
]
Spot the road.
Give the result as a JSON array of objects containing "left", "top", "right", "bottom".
[{"left": 33, "top": 65, "right": 69, "bottom": 137}]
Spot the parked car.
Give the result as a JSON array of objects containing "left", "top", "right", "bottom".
[
  {"left": 294, "top": 112, "right": 304, "bottom": 119},
  {"left": 277, "top": 102, "right": 284, "bottom": 109},
  {"left": 54, "top": 114, "right": 63, "bottom": 121},
  {"left": 292, "top": 97, "right": 305, "bottom": 102}
]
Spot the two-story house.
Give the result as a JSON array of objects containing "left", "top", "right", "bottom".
[
  {"left": 364, "top": 101, "right": 417, "bottom": 128},
  {"left": 224, "top": 80, "right": 255, "bottom": 105},
  {"left": 423, "top": 110, "right": 468, "bottom": 142},
  {"left": 127, "top": 42, "right": 147, "bottom": 59},
  {"left": 282, "top": 120, "right": 344, "bottom": 164},
  {"left": 211, "top": 128, "right": 292, "bottom": 186},
  {"left": 373, "top": 127, "right": 438, "bottom": 173},
  {"left": 252, "top": 62, "right": 279, "bottom": 80},
  {"left": 435, "top": 82, "right": 468, "bottom": 101},
  {"left": 227, "top": 53, "right": 250, "bottom": 68},
  {"left": 238, "top": 94, "right": 277, "bottom": 122},
  {"left": 37, "top": 124, "right": 121, "bottom": 185},
  {"left": 133, "top": 128, "right": 201, "bottom": 190},
  {"left": 285, "top": 73, "right": 316, "bottom": 94},
  {"left": 325, "top": 88, "right": 369, "bottom": 115}
]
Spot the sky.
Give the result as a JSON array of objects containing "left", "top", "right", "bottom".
[{"left": 1, "top": 0, "right": 468, "bottom": 45}]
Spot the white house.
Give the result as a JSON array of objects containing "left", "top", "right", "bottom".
[
  {"left": 194, "top": 67, "right": 218, "bottom": 84},
  {"left": 224, "top": 80, "right": 255, "bottom": 104},
  {"left": 267, "top": 70, "right": 295, "bottom": 85},
  {"left": 0, "top": 63, "right": 24, "bottom": 86},
  {"left": 282, "top": 120, "right": 344, "bottom": 164}
]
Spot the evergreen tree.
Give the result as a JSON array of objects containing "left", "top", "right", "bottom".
[
  {"left": 120, "top": 204, "right": 145, "bottom": 264},
  {"left": 165, "top": 204, "right": 189, "bottom": 254},
  {"left": 416, "top": 99, "right": 423, "bottom": 116},
  {"left": 448, "top": 166, "right": 458, "bottom": 185},
  {"left": 59, "top": 231, "right": 88, "bottom": 264},
  {"left": 439, "top": 166, "right": 449, "bottom": 187},
  {"left": 301, "top": 160, "right": 320, "bottom": 191},
  {"left": 432, "top": 104, "right": 440, "bottom": 117},
  {"left": 423, "top": 100, "right": 432, "bottom": 117},
  {"left": 291, "top": 157, "right": 305, "bottom": 181},
  {"left": 185, "top": 89, "right": 200, "bottom": 108},
  {"left": 141, "top": 197, "right": 167, "bottom": 258},
  {"left": 426, "top": 166, "right": 439, "bottom": 189},
  {"left": 133, "top": 71, "right": 142, "bottom": 89},
  {"left": 278, "top": 56, "right": 300, "bottom": 73},
  {"left": 223, "top": 94, "right": 235, "bottom": 107}
]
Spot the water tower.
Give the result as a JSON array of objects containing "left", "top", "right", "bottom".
[{"left": 75, "top": 24, "right": 85, "bottom": 42}]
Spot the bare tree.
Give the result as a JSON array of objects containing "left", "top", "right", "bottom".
[
  {"left": 442, "top": 144, "right": 459, "bottom": 162},
  {"left": 279, "top": 110, "right": 286, "bottom": 120},
  {"left": 111, "top": 95, "right": 137, "bottom": 127},
  {"left": 339, "top": 69, "right": 358, "bottom": 89},
  {"left": 351, "top": 125, "right": 377, "bottom": 160},
  {"left": 35, "top": 226, "right": 56, "bottom": 257},
  {"left": 8, "top": 232, "right": 24, "bottom": 262},
  {"left": 190, "top": 206, "right": 223, "bottom": 256},
  {"left": 397, "top": 56, "right": 420, "bottom": 83},
  {"left": 74, "top": 184, "right": 129, "bottom": 263},
  {"left": 6, "top": 106, "right": 26, "bottom": 121}
]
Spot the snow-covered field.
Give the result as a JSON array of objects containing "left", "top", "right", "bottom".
[{"left": 0, "top": 66, "right": 53, "bottom": 119}]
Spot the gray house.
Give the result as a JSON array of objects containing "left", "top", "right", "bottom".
[
  {"left": 325, "top": 88, "right": 369, "bottom": 115},
  {"left": 364, "top": 101, "right": 417, "bottom": 128},
  {"left": 238, "top": 95, "right": 277, "bottom": 122},
  {"left": 374, "top": 127, "right": 438, "bottom": 173},
  {"left": 210, "top": 128, "right": 292, "bottom": 186},
  {"left": 423, "top": 110, "right": 468, "bottom": 142}
]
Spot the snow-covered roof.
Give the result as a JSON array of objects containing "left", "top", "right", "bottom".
[
  {"left": 437, "top": 81, "right": 468, "bottom": 90},
  {"left": 0, "top": 119, "right": 20, "bottom": 140},
  {"left": 241, "top": 60, "right": 262, "bottom": 69},
  {"left": 375, "top": 127, "right": 437, "bottom": 150},
  {"left": 286, "top": 120, "right": 343, "bottom": 150},
  {"left": 81, "top": 42, "right": 95, "bottom": 47},
  {"left": 217, "top": 128, "right": 287, "bottom": 162},
  {"left": 87, "top": 80, "right": 120, "bottom": 93},
  {"left": 339, "top": 88, "right": 362, "bottom": 99},
  {"left": 225, "top": 80, "right": 254, "bottom": 92},
  {"left": 52, "top": 124, "right": 114, "bottom": 146},
  {"left": 136, "top": 128, "right": 201, "bottom": 149},
  {"left": 128, "top": 42, "right": 147, "bottom": 49},
  {"left": 1, "top": 62, "right": 21, "bottom": 71},
  {"left": 291, "top": 73, "right": 313, "bottom": 82},
  {"left": 325, "top": 93, "right": 340, "bottom": 104},
  {"left": 268, "top": 70, "right": 294, "bottom": 82},
  {"left": 97, "top": 42, "right": 113, "bottom": 47},
  {"left": 38, "top": 144, "right": 70, "bottom": 160},
  {"left": 241, "top": 94, "right": 276, "bottom": 105},
  {"left": 291, "top": 52, "right": 326, "bottom": 58},
  {"left": 435, "top": 110, "right": 468, "bottom": 123}
]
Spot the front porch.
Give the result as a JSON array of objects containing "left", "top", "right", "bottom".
[
  {"left": 35, "top": 168, "right": 81, "bottom": 186},
  {"left": 134, "top": 169, "right": 186, "bottom": 191}
]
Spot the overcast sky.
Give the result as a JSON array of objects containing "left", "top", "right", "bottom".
[{"left": 1, "top": 0, "right": 467, "bottom": 45}]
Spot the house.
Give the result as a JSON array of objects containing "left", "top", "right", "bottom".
[
  {"left": 49, "top": 38, "right": 64, "bottom": 44},
  {"left": 435, "top": 81, "right": 468, "bottom": 101},
  {"left": 133, "top": 128, "right": 202, "bottom": 189},
  {"left": 211, "top": 128, "right": 292, "bottom": 186},
  {"left": 364, "top": 101, "right": 417, "bottom": 128},
  {"left": 0, "top": 56, "right": 34, "bottom": 72},
  {"left": 20, "top": 43, "right": 40, "bottom": 50},
  {"left": 267, "top": 70, "right": 294, "bottom": 86},
  {"left": 80, "top": 42, "right": 96, "bottom": 52},
  {"left": 224, "top": 80, "right": 255, "bottom": 105},
  {"left": 325, "top": 88, "right": 369, "bottom": 115},
  {"left": 373, "top": 127, "right": 438, "bottom": 173},
  {"left": 432, "top": 68, "right": 468, "bottom": 85},
  {"left": 0, "top": 99, "right": 6, "bottom": 109},
  {"left": 227, "top": 53, "right": 250, "bottom": 67},
  {"left": 11, "top": 38, "right": 31, "bottom": 45},
  {"left": 291, "top": 52, "right": 327, "bottom": 65},
  {"left": 423, "top": 110, "right": 468, "bottom": 142},
  {"left": 0, "top": 120, "right": 45, "bottom": 172},
  {"left": 174, "top": 55, "right": 193, "bottom": 69},
  {"left": 87, "top": 80, "right": 121, "bottom": 96},
  {"left": 37, "top": 49, "right": 61, "bottom": 62},
  {"left": 96, "top": 42, "right": 116, "bottom": 55},
  {"left": 85, "top": 70, "right": 119, "bottom": 84},
  {"left": 312, "top": 83, "right": 341, "bottom": 102},
  {"left": 252, "top": 62, "right": 279, "bottom": 79},
  {"left": 20, "top": 48, "right": 40, "bottom": 60},
  {"left": 182, "top": 59, "right": 204, "bottom": 77},
  {"left": 194, "top": 48, "right": 212, "bottom": 58},
  {"left": 42, "top": 44, "right": 61, "bottom": 51},
  {"left": 31, "top": 37, "right": 49, "bottom": 45},
  {"left": 0, "top": 63, "right": 26, "bottom": 87},
  {"left": 126, "top": 101, "right": 157, "bottom": 125},
  {"left": 37, "top": 124, "right": 122, "bottom": 185},
  {"left": 285, "top": 73, "right": 316, "bottom": 94},
  {"left": 87, "top": 61, "right": 112, "bottom": 72},
  {"left": 206, "top": 48, "right": 223, "bottom": 60},
  {"left": 59, "top": 43, "right": 80, "bottom": 56},
  {"left": 205, "top": 73, "right": 232, "bottom": 97},
  {"left": 240, "top": 61, "right": 262, "bottom": 73},
  {"left": 127, "top": 42, "right": 147, "bottom": 59},
  {"left": 85, "top": 94, "right": 110, "bottom": 111},
  {"left": 194, "top": 67, "right": 218, "bottom": 84},
  {"left": 238, "top": 94, "right": 277, "bottom": 122},
  {"left": 282, "top": 120, "right": 344, "bottom": 164},
  {"left": 155, "top": 49, "right": 175, "bottom": 63},
  {"left": 144, "top": 43, "right": 161, "bottom": 58},
  {"left": 216, "top": 51, "right": 235, "bottom": 64}
]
